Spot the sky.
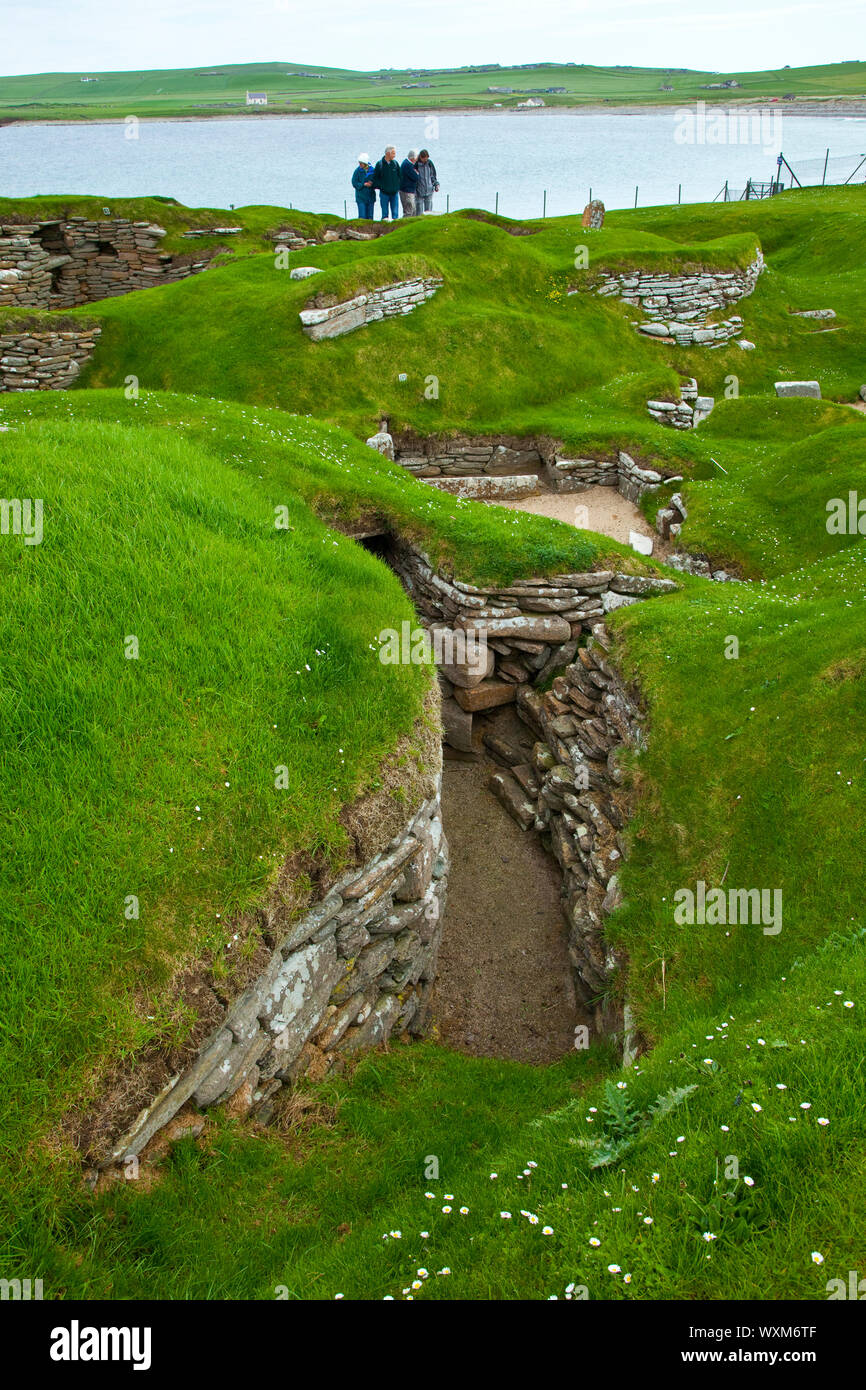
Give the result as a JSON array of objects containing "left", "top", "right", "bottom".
[{"left": 0, "top": 0, "right": 863, "bottom": 76}]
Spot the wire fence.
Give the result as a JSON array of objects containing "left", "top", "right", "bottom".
[
  {"left": 717, "top": 149, "right": 866, "bottom": 201},
  {"left": 334, "top": 149, "right": 866, "bottom": 220}
]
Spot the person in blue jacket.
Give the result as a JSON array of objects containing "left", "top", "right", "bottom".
[
  {"left": 352, "top": 153, "right": 375, "bottom": 220},
  {"left": 399, "top": 151, "right": 420, "bottom": 217}
]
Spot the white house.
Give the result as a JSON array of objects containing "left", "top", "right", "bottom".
[
  {"left": 246, "top": 91, "right": 268, "bottom": 106},
  {"left": 516, "top": 97, "right": 545, "bottom": 109}
]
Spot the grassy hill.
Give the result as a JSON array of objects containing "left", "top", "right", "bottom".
[
  {"left": 1, "top": 182, "right": 865, "bottom": 1301},
  {"left": 4, "top": 186, "right": 862, "bottom": 453},
  {"left": 1, "top": 59, "right": 865, "bottom": 121}
]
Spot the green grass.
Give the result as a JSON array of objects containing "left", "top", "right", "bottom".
[
  {"left": 2, "top": 182, "right": 866, "bottom": 1301},
  {"left": 665, "top": 402, "right": 866, "bottom": 575},
  {"left": 0, "top": 410, "right": 423, "bottom": 1206},
  {"left": 1, "top": 59, "right": 865, "bottom": 121}
]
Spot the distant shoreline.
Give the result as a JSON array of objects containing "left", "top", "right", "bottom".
[{"left": 3, "top": 98, "right": 866, "bottom": 127}]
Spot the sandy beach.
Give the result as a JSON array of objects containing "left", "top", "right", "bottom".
[{"left": 5, "top": 98, "right": 866, "bottom": 127}]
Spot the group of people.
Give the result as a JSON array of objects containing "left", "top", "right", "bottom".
[{"left": 352, "top": 147, "right": 440, "bottom": 221}]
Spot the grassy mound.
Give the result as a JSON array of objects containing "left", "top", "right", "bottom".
[
  {"left": 3, "top": 186, "right": 859, "bottom": 476},
  {"left": 670, "top": 404, "right": 866, "bottom": 576},
  {"left": 0, "top": 411, "right": 420, "bottom": 1211}
]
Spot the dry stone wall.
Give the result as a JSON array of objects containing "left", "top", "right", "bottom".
[
  {"left": 393, "top": 434, "right": 549, "bottom": 479},
  {"left": 0, "top": 324, "right": 101, "bottom": 391},
  {"left": 588, "top": 250, "right": 765, "bottom": 347},
  {"left": 384, "top": 539, "right": 676, "bottom": 751},
  {"left": 387, "top": 434, "right": 681, "bottom": 507},
  {"left": 491, "top": 626, "right": 643, "bottom": 1025},
  {"left": 654, "top": 493, "right": 740, "bottom": 581},
  {"left": 0, "top": 218, "right": 212, "bottom": 312},
  {"left": 646, "top": 376, "right": 715, "bottom": 430},
  {"left": 109, "top": 776, "right": 448, "bottom": 1162},
  {"left": 548, "top": 449, "right": 678, "bottom": 505},
  {"left": 271, "top": 225, "right": 384, "bottom": 251},
  {"left": 381, "top": 537, "right": 663, "bottom": 1033},
  {"left": 300, "top": 277, "right": 443, "bottom": 340}
]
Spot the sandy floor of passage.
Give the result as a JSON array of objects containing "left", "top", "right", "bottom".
[
  {"left": 495, "top": 484, "right": 659, "bottom": 548},
  {"left": 436, "top": 708, "right": 587, "bottom": 1062}
]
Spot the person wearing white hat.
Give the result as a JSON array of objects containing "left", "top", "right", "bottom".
[{"left": 352, "top": 153, "right": 375, "bottom": 220}]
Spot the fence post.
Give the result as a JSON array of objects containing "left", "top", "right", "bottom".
[
  {"left": 634, "top": 185, "right": 639, "bottom": 208},
  {"left": 724, "top": 180, "right": 728, "bottom": 202},
  {"left": 843, "top": 153, "right": 866, "bottom": 184},
  {"left": 495, "top": 191, "right": 499, "bottom": 215},
  {"left": 344, "top": 199, "right": 347, "bottom": 219},
  {"left": 678, "top": 183, "right": 682, "bottom": 204},
  {"left": 543, "top": 189, "right": 547, "bottom": 217},
  {"left": 589, "top": 187, "right": 592, "bottom": 202},
  {"left": 446, "top": 193, "right": 450, "bottom": 213},
  {"left": 822, "top": 148, "right": 830, "bottom": 185}
]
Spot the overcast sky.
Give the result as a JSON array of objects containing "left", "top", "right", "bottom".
[{"left": 1, "top": 0, "right": 863, "bottom": 77}]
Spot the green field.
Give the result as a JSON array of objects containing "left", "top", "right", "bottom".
[
  {"left": 1, "top": 183, "right": 865, "bottom": 1301},
  {"left": 1, "top": 58, "right": 865, "bottom": 122}
]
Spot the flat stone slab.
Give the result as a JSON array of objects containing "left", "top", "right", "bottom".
[
  {"left": 439, "top": 640, "right": 494, "bottom": 688},
  {"left": 453, "top": 679, "right": 518, "bottom": 712},
  {"left": 110, "top": 1028, "right": 235, "bottom": 1159},
  {"left": 488, "top": 770, "right": 536, "bottom": 830},
  {"left": 603, "top": 591, "right": 640, "bottom": 612},
  {"left": 259, "top": 937, "right": 342, "bottom": 1039},
  {"left": 182, "top": 226, "right": 242, "bottom": 236},
  {"left": 609, "top": 573, "right": 678, "bottom": 595},
  {"left": 302, "top": 303, "right": 367, "bottom": 340},
  {"left": 638, "top": 321, "right": 674, "bottom": 337},
  {"left": 289, "top": 266, "right": 323, "bottom": 279},
  {"left": 459, "top": 614, "right": 572, "bottom": 643},
  {"left": 775, "top": 380, "right": 821, "bottom": 399},
  {"left": 441, "top": 696, "right": 474, "bottom": 751},
  {"left": 426, "top": 475, "right": 539, "bottom": 501}
]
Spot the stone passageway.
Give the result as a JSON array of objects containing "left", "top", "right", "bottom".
[
  {"left": 436, "top": 708, "right": 589, "bottom": 1063},
  {"left": 351, "top": 523, "right": 648, "bottom": 1066}
]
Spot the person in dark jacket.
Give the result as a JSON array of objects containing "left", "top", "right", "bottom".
[
  {"left": 414, "top": 150, "right": 440, "bottom": 214},
  {"left": 372, "top": 146, "right": 401, "bottom": 220},
  {"left": 399, "top": 150, "right": 420, "bottom": 217},
  {"left": 351, "top": 153, "right": 375, "bottom": 220}
]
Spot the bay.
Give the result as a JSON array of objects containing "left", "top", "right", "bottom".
[{"left": 1, "top": 109, "right": 864, "bottom": 217}]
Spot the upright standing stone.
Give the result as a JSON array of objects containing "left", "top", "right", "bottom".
[{"left": 581, "top": 200, "right": 605, "bottom": 230}]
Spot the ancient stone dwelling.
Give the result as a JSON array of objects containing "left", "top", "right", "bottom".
[{"left": 0, "top": 216, "right": 211, "bottom": 312}]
